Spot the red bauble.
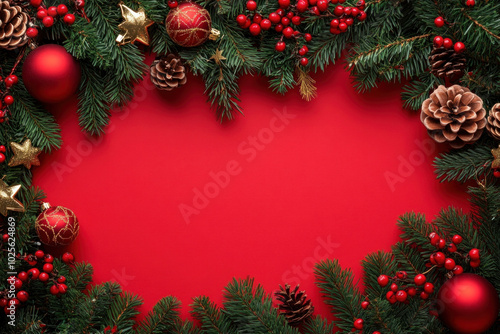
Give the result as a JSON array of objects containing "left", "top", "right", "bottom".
[
  {"left": 437, "top": 274, "right": 499, "bottom": 334},
  {"left": 165, "top": 2, "right": 212, "bottom": 47},
  {"left": 22, "top": 45, "right": 81, "bottom": 104},
  {"left": 35, "top": 203, "right": 79, "bottom": 246}
]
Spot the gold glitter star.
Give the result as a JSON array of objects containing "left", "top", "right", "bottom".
[
  {"left": 116, "top": 3, "right": 154, "bottom": 46},
  {"left": 210, "top": 49, "right": 226, "bottom": 65},
  {"left": 492, "top": 145, "right": 500, "bottom": 169},
  {"left": 8, "top": 139, "right": 41, "bottom": 169},
  {"left": 0, "top": 179, "right": 24, "bottom": 216}
]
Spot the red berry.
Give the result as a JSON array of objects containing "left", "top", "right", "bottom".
[
  {"left": 447, "top": 242, "right": 457, "bottom": 253},
  {"left": 424, "top": 282, "right": 434, "bottom": 294},
  {"left": 420, "top": 291, "right": 430, "bottom": 300},
  {"left": 43, "top": 263, "right": 54, "bottom": 273},
  {"left": 62, "top": 252, "right": 75, "bottom": 264},
  {"left": 50, "top": 284, "right": 59, "bottom": 295},
  {"left": 434, "top": 16, "right": 445, "bottom": 28},
  {"left": 275, "top": 41, "right": 286, "bottom": 52},
  {"left": 14, "top": 278, "right": 22, "bottom": 289},
  {"left": 0, "top": 299, "right": 7, "bottom": 307},
  {"left": 434, "top": 252, "right": 446, "bottom": 265},
  {"left": 57, "top": 276, "right": 66, "bottom": 284},
  {"left": 0, "top": 153, "right": 5, "bottom": 163},
  {"left": 297, "top": 0, "right": 309, "bottom": 12},
  {"left": 437, "top": 238, "right": 446, "bottom": 249},
  {"left": 361, "top": 301, "right": 369, "bottom": 309},
  {"left": 317, "top": 0, "right": 329, "bottom": 11},
  {"left": 58, "top": 284, "right": 68, "bottom": 294},
  {"left": 414, "top": 274, "right": 426, "bottom": 286},
  {"left": 47, "top": 6, "right": 57, "bottom": 17},
  {"left": 57, "top": 4, "right": 68, "bottom": 16},
  {"left": 357, "top": 0, "right": 366, "bottom": 7},
  {"left": 269, "top": 12, "right": 281, "bottom": 24},
  {"left": 18, "top": 272, "right": 28, "bottom": 282},
  {"left": 249, "top": 23, "right": 261, "bottom": 36},
  {"left": 344, "top": 6, "right": 352, "bottom": 15},
  {"left": 35, "top": 250, "right": 44, "bottom": 259},
  {"left": 454, "top": 41, "right": 466, "bottom": 53},
  {"left": 44, "top": 254, "right": 54, "bottom": 263},
  {"left": 276, "top": 9, "right": 285, "bottom": 16},
  {"left": 429, "top": 232, "right": 440, "bottom": 246},
  {"left": 281, "top": 17, "right": 290, "bottom": 26},
  {"left": 236, "top": 15, "right": 247, "bottom": 26},
  {"left": 452, "top": 235, "right": 463, "bottom": 245},
  {"left": 338, "top": 22, "right": 348, "bottom": 31},
  {"left": 469, "top": 248, "right": 480, "bottom": 260},
  {"left": 334, "top": 5, "right": 344, "bottom": 16},
  {"left": 494, "top": 169, "right": 500, "bottom": 178},
  {"left": 298, "top": 47, "right": 307, "bottom": 56},
  {"left": 358, "top": 11, "right": 367, "bottom": 21},
  {"left": 443, "top": 38, "right": 453, "bottom": 49},
  {"left": 8, "top": 75, "right": 18, "bottom": 84},
  {"left": 42, "top": 16, "right": 54, "bottom": 27},
  {"left": 286, "top": 11, "right": 294, "bottom": 19},
  {"left": 396, "top": 290, "right": 407, "bottom": 302},
  {"left": 378, "top": 275, "right": 389, "bottom": 287},
  {"left": 396, "top": 271, "right": 408, "bottom": 280},
  {"left": 76, "top": 0, "right": 85, "bottom": 9},
  {"left": 260, "top": 19, "right": 271, "bottom": 30},
  {"left": 453, "top": 265, "right": 464, "bottom": 275},
  {"left": 0, "top": 145, "right": 5, "bottom": 153},
  {"left": 300, "top": 57, "right": 309, "bottom": 66},
  {"left": 38, "top": 272, "right": 49, "bottom": 282},
  {"left": 28, "top": 268, "right": 40, "bottom": 280},
  {"left": 167, "top": 0, "right": 178, "bottom": 8},
  {"left": 30, "top": 0, "right": 42, "bottom": 7},
  {"left": 283, "top": 26, "right": 294, "bottom": 38},
  {"left": 64, "top": 14, "right": 76, "bottom": 25},
  {"left": 246, "top": 1, "right": 257, "bottom": 11},
  {"left": 2, "top": 233, "right": 8, "bottom": 242},
  {"left": 16, "top": 291, "right": 29, "bottom": 303},
  {"left": 351, "top": 7, "right": 360, "bottom": 17},
  {"left": 386, "top": 291, "right": 397, "bottom": 304},
  {"left": 278, "top": 0, "right": 290, "bottom": 9},
  {"left": 310, "top": 6, "right": 320, "bottom": 15},
  {"left": 309, "top": 0, "right": 317, "bottom": 4},
  {"left": 330, "top": 19, "right": 339, "bottom": 28},
  {"left": 433, "top": 36, "right": 444, "bottom": 47},
  {"left": 345, "top": 18, "right": 354, "bottom": 26},
  {"left": 444, "top": 258, "right": 456, "bottom": 270},
  {"left": 36, "top": 9, "right": 47, "bottom": 19},
  {"left": 26, "top": 27, "right": 38, "bottom": 38},
  {"left": 390, "top": 283, "right": 398, "bottom": 292},
  {"left": 470, "top": 259, "right": 481, "bottom": 268},
  {"left": 407, "top": 287, "right": 417, "bottom": 297},
  {"left": 253, "top": 14, "right": 262, "bottom": 24},
  {"left": 4, "top": 96, "right": 14, "bottom": 105},
  {"left": 353, "top": 318, "right": 363, "bottom": 330},
  {"left": 304, "top": 33, "right": 312, "bottom": 42},
  {"left": 466, "top": 0, "right": 475, "bottom": 6},
  {"left": 275, "top": 23, "right": 283, "bottom": 32},
  {"left": 291, "top": 15, "right": 301, "bottom": 25}
]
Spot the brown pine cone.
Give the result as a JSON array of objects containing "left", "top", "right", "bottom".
[
  {"left": 429, "top": 47, "right": 466, "bottom": 82},
  {"left": 150, "top": 54, "right": 187, "bottom": 91},
  {"left": 275, "top": 284, "right": 314, "bottom": 326},
  {"left": 0, "top": 1, "right": 29, "bottom": 50},
  {"left": 486, "top": 103, "right": 500, "bottom": 140},
  {"left": 421, "top": 85, "right": 486, "bottom": 149}
]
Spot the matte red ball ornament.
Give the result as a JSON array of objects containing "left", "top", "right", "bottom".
[
  {"left": 35, "top": 203, "right": 79, "bottom": 247},
  {"left": 437, "top": 273, "right": 499, "bottom": 334},
  {"left": 22, "top": 45, "right": 81, "bottom": 104},
  {"left": 165, "top": 2, "right": 212, "bottom": 47}
]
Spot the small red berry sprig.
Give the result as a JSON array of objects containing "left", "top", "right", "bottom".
[
  {"left": 30, "top": 0, "right": 82, "bottom": 29},
  {"left": 428, "top": 232, "right": 481, "bottom": 270},
  {"left": 433, "top": 35, "right": 465, "bottom": 53},
  {"left": 237, "top": 0, "right": 367, "bottom": 67},
  {"left": 0, "top": 250, "right": 75, "bottom": 315}
]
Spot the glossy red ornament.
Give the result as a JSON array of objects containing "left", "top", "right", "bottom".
[
  {"left": 22, "top": 45, "right": 81, "bottom": 103},
  {"left": 437, "top": 274, "right": 499, "bottom": 334},
  {"left": 35, "top": 203, "right": 79, "bottom": 246},
  {"left": 165, "top": 2, "right": 212, "bottom": 47}
]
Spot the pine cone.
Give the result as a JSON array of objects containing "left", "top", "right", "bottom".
[
  {"left": 486, "top": 103, "right": 500, "bottom": 140},
  {"left": 275, "top": 284, "right": 314, "bottom": 326},
  {"left": 421, "top": 85, "right": 486, "bottom": 149},
  {"left": 429, "top": 47, "right": 466, "bottom": 82},
  {"left": 0, "top": 1, "right": 29, "bottom": 50},
  {"left": 150, "top": 54, "right": 187, "bottom": 91}
]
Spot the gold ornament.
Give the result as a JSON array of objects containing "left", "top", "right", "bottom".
[
  {"left": 8, "top": 139, "right": 41, "bottom": 169},
  {"left": 209, "top": 28, "right": 221, "bottom": 41},
  {"left": 210, "top": 49, "right": 226, "bottom": 66},
  {"left": 0, "top": 179, "right": 25, "bottom": 216},
  {"left": 492, "top": 145, "right": 500, "bottom": 169},
  {"left": 116, "top": 2, "right": 154, "bottom": 46}
]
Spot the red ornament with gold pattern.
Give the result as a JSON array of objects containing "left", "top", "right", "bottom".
[
  {"left": 165, "top": 2, "right": 212, "bottom": 47},
  {"left": 35, "top": 203, "right": 80, "bottom": 246}
]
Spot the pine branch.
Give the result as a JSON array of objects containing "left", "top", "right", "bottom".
[
  {"left": 136, "top": 297, "right": 182, "bottom": 334},
  {"left": 296, "top": 67, "right": 318, "bottom": 102}
]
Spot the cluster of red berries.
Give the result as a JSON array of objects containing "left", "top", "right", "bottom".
[
  {"left": 0, "top": 145, "right": 6, "bottom": 163},
  {"left": 428, "top": 232, "right": 480, "bottom": 269},
  {"left": 0, "top": 74, "right": 16, "bottom": 118},
  {"left": 167, "top": 0, "right": 178, "bottom": 8},
  {"left": 377, "top": 270, "right": 435, "bottom": 304},
  {"left": 30, "top": 0, "right": 81, "bottom": 31},
  {"left": 327, "top": 0, "right": 367, "bottom": 35},
  {"left": 0, "top": 251, "right": 75, "bottom": 315},
  {"left": 433, "top": 35, "right": 465, "bottom": 53}
]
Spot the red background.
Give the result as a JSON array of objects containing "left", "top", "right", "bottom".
[{"left": 33, "top": 56, "right": 468, "bottom": 321}]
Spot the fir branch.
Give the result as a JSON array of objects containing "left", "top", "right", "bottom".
[
  {"left": 136, "top": 297, "right": 182, "bottom": 334},
  {"left": 296, "top": 67, "right": 318, "bottom": 102}
]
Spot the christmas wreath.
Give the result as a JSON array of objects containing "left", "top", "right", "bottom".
[{"left": 1, "top": 0, "right": 500, "bottom": 333}]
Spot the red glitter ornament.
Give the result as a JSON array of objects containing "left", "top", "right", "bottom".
[
  {"left": 165, "top": 2, "right": 212, "bottom": 47},
  {"left": 35, "top": 203, "right": 79, "bottom": 247}
]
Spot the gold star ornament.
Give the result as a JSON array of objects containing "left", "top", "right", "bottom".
[
  {"left": 0, "top": 179, "right": 24, "bottom": 216},
  {"left": 8, "top": 139, "right": 41, "bottom": 169},
  {"left": 116, "top": 3, "right": 154, "bottom": 46},
  {"left": 210, "top": 49, "right": 226, "bottom": 65},
  {"left": 492, "top": 145, "right": 500, "bottom": 169}
]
